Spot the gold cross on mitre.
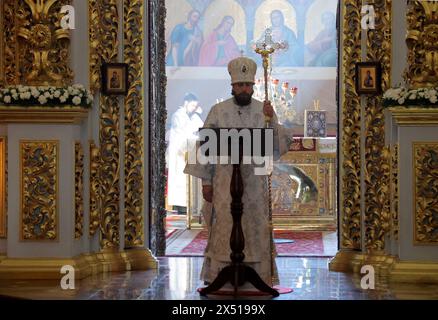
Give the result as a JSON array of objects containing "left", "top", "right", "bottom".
[{"left": 254, "top": 28, "right": 288, "bottom": 124}]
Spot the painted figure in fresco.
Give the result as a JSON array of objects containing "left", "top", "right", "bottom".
[
  {"left": 306, "top": 11, "right": 337, "bottom": 67},
  {"left": 198, "top": 16, "right": 240, "bottom": 66},
  {"left": 258, "top": 10, "right": 299, "bottom": 67},
  {"left": 167, "top": 10, "right": 204, "bottom": 66}
]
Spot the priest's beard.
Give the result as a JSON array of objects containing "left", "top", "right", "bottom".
[{"left": 232, "top": 89, "right": 253, "bottom": 106}]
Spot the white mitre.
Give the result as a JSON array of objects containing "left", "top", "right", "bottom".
[{"left": 227, "top": 57, "right": 257, "bottom": 84}]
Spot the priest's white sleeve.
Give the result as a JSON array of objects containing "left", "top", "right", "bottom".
[
  {"left": 183, "top": 104, "right": 218, "bottom": 183},
  {"left": 271, "top": 111, "right": 294, "bottom": 160}
]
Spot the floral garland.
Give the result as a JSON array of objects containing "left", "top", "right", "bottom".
[
  {"left": 383, "top": 86, "right": 438, "bottom": 108},
  {"left": 0, "top": 84, "right": 93, "bottom": 108}
]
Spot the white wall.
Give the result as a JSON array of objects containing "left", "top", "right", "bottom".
[
  {"left": 398, "top": 127, "right": 438, "bottom": 261},
  {"left": 7, "top": 124, "right": 78, "bottom": 258}
]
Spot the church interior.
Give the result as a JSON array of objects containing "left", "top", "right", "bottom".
[{"left": 0, "top": 0, "right": 437, "bottom": 301}]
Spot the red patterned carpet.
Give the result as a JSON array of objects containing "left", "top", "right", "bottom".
[{"left": 170, "top": 229, "right": 326, "bottom": 257}]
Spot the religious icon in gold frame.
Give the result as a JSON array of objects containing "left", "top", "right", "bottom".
[
  {"left": 101, "top": 63, "right": 128, "bottom": 95},
  {"left": 355, "top": 62, "right": 381, "bottom": 95}
]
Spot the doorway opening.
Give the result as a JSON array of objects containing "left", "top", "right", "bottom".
[{"left": 162, "top": 0, "right": 339, "bottom": 258}]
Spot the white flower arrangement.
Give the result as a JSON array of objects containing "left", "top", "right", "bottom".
[
  {"left": 383, "top": 86, "right": 438, "bottom": 108},
  {"left": 0, "top": 84, "right": 93, "bottom": 108}
]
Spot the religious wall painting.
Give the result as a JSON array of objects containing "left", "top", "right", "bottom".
[
  {"left": 304, "top": 0, "right": 338, "bottom": 67},
  {"left": 253, "top": 0, "right": 298, "bottom": 67}
]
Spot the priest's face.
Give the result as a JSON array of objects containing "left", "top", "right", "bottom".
[{"left": 232, "top": 82, "right": 254, "bottom": 106}]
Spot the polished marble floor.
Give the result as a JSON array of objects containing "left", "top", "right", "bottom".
[{"left": 0, "top": 257, "right": 437, "bottom": 300}]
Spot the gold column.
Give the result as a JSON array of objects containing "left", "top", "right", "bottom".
[
  {"left": 98, "top": 0, "right": 120, "bottom": 250},
  {"left": 89, "top": 141, "right": 101, "bottom": 236},
  {"left": 340, "top": 0, "right": 362, "bottom": 250},
  {"left": 89, "top": 0, "right": 101, "bottom": 93},
  {"left": 364, "top": 0, "right": 392, "bottom": 252},
  {"left": 75, "top": 142, "right": 84, "bottom": 239},
  {"left": 405, "top": 1, "right": 438, "bottom": 88},
  {"left": 123, "top": 0, "right": 144, "bottom": 248}
]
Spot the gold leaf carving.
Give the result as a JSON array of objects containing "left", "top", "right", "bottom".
[
  {"left": 364, "top": 0, "right": 392, "bottom": 252},
  {"left": 75, "top": 142, "right": 84, "bottom": 239},
  {"left": 20, "top": 141, "right": 58, "bottom": 240},
  {"left": 89, "top": 142, "right": 101, "bottom": 236},
  {"left": 405, "top": 0, "right": 438, "bottom": 88},
  {"left": 124, "top": 0, "right": 144, "bottom": 248},
  {"left": 341, "top": 0, "right": 362, "bottom": 250},
  {"left": 413, "top": 143, "right": 438, "bottom": 245},
  {"left": 15, "top": 0, "right": 73, "bottom": 85}
]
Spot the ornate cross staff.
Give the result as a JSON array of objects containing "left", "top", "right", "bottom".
[
  {"left": 254, "top": 27, "right": 288, "bottom": 286},
  {"left": 254, "top": 28, "right": 288, "bottom": 126}
]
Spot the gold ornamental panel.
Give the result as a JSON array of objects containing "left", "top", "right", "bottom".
[
  {"left": 89, "top": 142, "right": 101, "bottom": 236},
  {"left": 405, "top": 0, "right": 438, "bottom": 88},
  {"left": 391, "top": 144, "right": 399, "bottom": 241},
  {"left": 2, "top": 0, "right": 19, "bottom": 85},
  {"left": 20, "top": 140, "right": 58, "bottom": 241},
  {"left": 413, "top": 142, "right": 438, "bottom": 245},
  {"left": 0, "top": 4, "right": 4, "bottom": 86},
  {"left": 15, "top": 0, "right": 73, "bottom": 86},
  {"left": 0, "top": 137, "right": 6, "bottom": 238},
  {"left": 75, "top": 142, "right": 84, "bottom": 239},
  {"left": 272, "top": 146, "right": 337, "bottom": 230}
]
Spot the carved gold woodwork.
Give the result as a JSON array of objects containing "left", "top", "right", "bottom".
[
  {"left": 20, "top": 140, "right": 58, "bottom": 241},
  {"left": 413, "top": 142, "right": 438, "bottom": 245},
  {"left": 89, "top": 142, "right": 101, "bottom": 236},
  {"left": 3, "top": 1, "right": 19, "bottom": 85},
  {"left": 364, "top": 0, "right": 392, "bottom": 252},
  {"left": 0, "top": 137, "right": 6, "bottom": 238},
  {"left": 97, "top": 0, "right": 120, "bottom": 250},
  {"left": 124, "top": 0, "right": 144, "bottom": 248},
  {"left": 89, "top": 0, "right": 101, "bottom": 93},
  {"left": 405, "top": 0, "right": 438, "bottom": 89},
  {"left": 391, "top": 144, "right": 399, "bottom": 241},
  {"left": 272, "top": 145, "right": 337, "bottom": 230},
  {"left": 13, "top": 0, "right": 73, "bottom": 86},
  {"left": 341, "top": 0, "right": 362, "bottom": 250},
  {"left": 0, "top": 106, "right": 89, "bottom": 124},
  {"left": 75, "top": 142, "right": 84, "bottom": 239},
  {"left": 0, "top": 4, "right": 4, "bottom": 86}
]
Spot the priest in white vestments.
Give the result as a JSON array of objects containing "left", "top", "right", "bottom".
[
  {"left": 167, "top": 93, "right": 204, "bottom": 211},
  {"left": 184, "top": 57, "right": 291, "bottom": 288}
]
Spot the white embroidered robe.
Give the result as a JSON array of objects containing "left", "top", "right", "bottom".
[{"left": 184, "top": 97, "right": 290, "bottom": 287}]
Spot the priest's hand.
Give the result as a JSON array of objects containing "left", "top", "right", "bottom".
[
  {"left": 202, "top": 185, "right": 213, "bottom": 203},
  {"left": 263, "top": 101, "right": 274, "bottom": 118}
]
